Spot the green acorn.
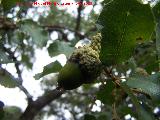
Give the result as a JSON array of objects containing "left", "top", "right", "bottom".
[
  {"left": 58, "top": 62, "right": 84, "bottom": 90},
  {"left": 58, "top": 33, "right": 102, "bottom": 90}
]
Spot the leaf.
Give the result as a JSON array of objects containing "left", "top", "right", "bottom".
[
  {"left": 97, "top": 0, "right": 155, "bottom": 65},
  {"left": 34, "top": 61, "right": 62, "bottom": 80},
  {"left": 10, "top": 31, "right": 25, "bottom": 45},
  {"left": 97, "top": 81, "right": 115, "bottom": 105},
  {"left": 1, "top": 0, "right": 23, "bottom": 12},
  {"left": 0, "top": 50, "right": 13, "bottom": 64},
  {"left": 117, "top": 105, "right": 137, "bottom": 118},
  {"left": 121, "top": 83, "right": 154, "bottom": 120},
  {"left": 152, "top": 1, "right": 160, "bottom": 23},
  {"left": 126, "top": 73, "right": 160, "bottom": 102},
  {"left": 48, "top": 40, "right": 74, "bottom": 57},
  {"left": 152, "top": 1, "right": 160, "bottom": 70},
  {"left": 21, "top": 54, "right": 32, "bottom": 69},
  {"left": 156, "top": 23, "right": 160, "bottom": 69},
  {"left": 84, "top": 114, "right": 97, "bottom": 120},
  {"left": 134, "top": 41, "right": 159, "bottom": 73},
  {"left": 0, "top": 69, "right": 17, "bottom": 88},
  {"left": 115, "top": 57, "right": 137, "bottom": 74},
  {"left": 96, "top": 112, "right": 111, "bottom": 120},
  {"left": 3, "top": 106, "right": 22, "bottom": 120},
  {"left": 19, "top": 20, "right": 48, "bottom": 48}
]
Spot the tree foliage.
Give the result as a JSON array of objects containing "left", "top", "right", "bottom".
[{"left": 0, "top": 0, "right": 160, "bottom": 120}]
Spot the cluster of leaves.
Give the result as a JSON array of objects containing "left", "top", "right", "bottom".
[{"left": 0, "top": 0, "right": 160, "bottom": 120}]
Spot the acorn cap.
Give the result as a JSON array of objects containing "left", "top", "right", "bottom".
[{"left": 69, "top": 45, "right": 102, "bottom": 84}]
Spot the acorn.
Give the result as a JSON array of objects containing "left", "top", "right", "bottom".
[
  {"left": 57, "top": 33, "right": 102, "bottom": 90},
  {"left": 57, "top": 62, "right": 84, "bottom": 90}
]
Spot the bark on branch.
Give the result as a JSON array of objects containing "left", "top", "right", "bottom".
[{"left": 19, "top": 89, "right": 65, "bottom": 120}]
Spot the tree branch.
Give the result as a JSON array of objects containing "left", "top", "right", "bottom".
[
  {"left": 75, "top": 0, "right": 84, "bottom": 32},
  {"left": 103, "top": 67, "right": 151, "bottom": 98},
  {"left": 0, "top": 16, "right": 89, "bottom": 40},
  {"left": 43, "top": 25, "right": 88, "bottom": 40},
  {"left": 2, "top": 46, "right": 33, "bottom": 102},
  {"left": 19, "top": 89, "right": 65, "bottom": 120},
  {"left": 0, "top": 16, "right": 18, "bottom": 30}
]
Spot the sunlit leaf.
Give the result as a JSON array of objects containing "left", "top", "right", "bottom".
[
  {"left": 34, "top": 61, "right": 62, "bottom": 80},
  {"left": 126, "top": 73, "right": 160, "bottom": 102},
  {"left": 48, "top": 40, "right": 74, "bottom": 57},
  {"left": 19, "top": 19, "right": 48, "bottom": 48}
]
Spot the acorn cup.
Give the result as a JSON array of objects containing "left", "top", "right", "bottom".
[{"left": 57, "top": 33, "right": 102, "bottom": 90}]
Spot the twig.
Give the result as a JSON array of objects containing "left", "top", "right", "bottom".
[
  {"left": 2, "top": 46, "right": 33, "bottom": 102},
  {"left": 112, "top": 103, "right": 121, "bottom": 120},
  {"left": 131, "top": 88, "right": 151, "bottom": 98},
  {"left": 103, "top": 67, "right": 121, "bottom": 86},
  {"left": 43, "top": 25, "right": 88, "bottom": 40},
  {"left": 0, "top": 16, "right": 18, "bottom": 30},
  {"left": 75, "top": 0, "right": 84, "bottom": 32},
  {"left": 0, "top": 16, "right": 89, "bottom": 40},
  {"left": 103, "top": 67, "right": 150, "bottom": 98}
]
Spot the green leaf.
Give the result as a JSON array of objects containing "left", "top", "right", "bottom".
[
  {"left": 126, "top": 73, "right": 160, "bottom": 102},
  {"left": 115, "top": 57, "right": 137, "bottom": 74},
  {"left": 0, "top": 69, "right": 17, "bottom": 88},
  {"left": 134, "top": 42, "right": 159, "bottom": 73},
  {"left": 84, "top": 114, "right": 97, "bottom": 120},
  {"left": 97, "top": 81, "right": 115, "bottom": 105},
  {"left": 117, "top": 105, "right": 137, "bottom": 118},
  {"left": 34, "top": 61, "right": 62, "bottom": 80},
  {"left": 1, "top": 0, "right": 23, "bottom": 12},
  {"left": 48, "top": 40, "right": 74, "bottom": 57},
  {"left": 152, "top": 1, "right": 160, "bottom": 23},
  {"left": 3, "top": 106, "right": 22, "bottom": 120},
  {"left": 121, "top": 83, "right": 154, "bottom": 120},
  {"left": 11, "top": 31, "right": 25, "bottom": 45},
  {"left": 156, "top": 23, "right": 160, "bottom": 70},
  {"left": 21, "top": 54, "right": 32, "bottom": 69},
  {"left": 0, "top": 51, "right": 13, "bottom": 64},
  {"left": 97, "top": 0, "right": 155, "bottom": 65},
  {"left": 152, "top": 1, "right": 160, "bottom": 70},
  {"left": 19, "top": 20, "right": 48, "bottom": 48},
  {"left": 96, "top": 112, "right": 111, "bottom": 120}
]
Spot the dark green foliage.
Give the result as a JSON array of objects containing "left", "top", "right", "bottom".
[
  {"left": 97, "top": 0, "right": 155, "bottom": 65},
  {"left": 97, "top": 81, "right": 115, "bottom": 105},
  {"left": 84, "top": 114, "right": 97, "bottom": 120},
  {"left": 1, "top": 0, "right": 23, "bottom": 12}
]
